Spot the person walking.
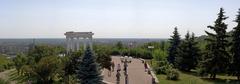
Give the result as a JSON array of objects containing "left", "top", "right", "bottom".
[
  {"left": 116, "top": 71, "right": 121, "bottom": 84},
  {"left": 117, "top": 64, "right": 121, "bottom": 72},
  {"left": 123, "top": 62, "right": 128, "bottom": 75},
  {"left": 111, "top": 61, "right": 115, "bottom": 72},
  {"left": 144, "top": 61, "right": 148, "bottom": 72},
  {"left": 125, "top": 73, "right": 129, "bottom": 84}
]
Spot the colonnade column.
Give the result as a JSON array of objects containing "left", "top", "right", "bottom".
[
  {"left": 70, "top": 37, "right": 74, "bottom": 51},
  {"left": 66, "top": 37, "right": 70, "bottom": 52},
  {"left": 89, "top": 37, "right": 93, "bottom": 49},
  {"left": 76, "top": 37, "right": 80, "bottom": 51},
  {"left": 83, "top": 37, "right": 86, "bottom": 50}
]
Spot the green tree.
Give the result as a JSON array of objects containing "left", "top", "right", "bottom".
[
  {"left": 116, "top": 41, "right": 124, "bottom": 56},
  {"left": 201, "top": 8, "right": 230, "bottom": 79},
  {"left": 94, "top": 45, "right": 112, "bottom": 70},
  {"left": 62, "top": 50, "right": 83, "bottom": 84},
  {"left": 28, "top": 45, "right": 60, "bottom": 62},
  {"left": 14, "top": 45, "right": 63, "bottom": 83},
  {"left": 167, "top": 27, "right": 181, "bottom": 65},
  {"left": 231, "top": 9, "right": 240, "bottom": 80},
  {"left": 160, "top": 41, "right": 166, "bottom": 51},
  {"left": 13, "top": 54, "right": 28, "bottom": 74},
  {"left": 76, "top": 46, "right": 102, "bottom": 84},
  {"left": 116, "top": 41, "right": 124, "bottom": 50},
  {"left": 32, "top": 56, "right": 61, "bottom": 84},
  {"left": 153, "top": 49, "right": 167, "bottom": 61},
  {"left": 175, "top": 32, "right": 200, "bottom": 71}
]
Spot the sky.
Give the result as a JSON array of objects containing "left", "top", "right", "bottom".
[{"left": 0, "top": 0, "right": 240, "bottom": 38}]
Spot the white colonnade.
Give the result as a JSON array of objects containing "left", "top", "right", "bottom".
[{"left": 64, "top": 31, "right": 94, "bottom": 52}]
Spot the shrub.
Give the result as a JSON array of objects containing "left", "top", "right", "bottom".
[
  {"left": 166, "top": 69, "right": 179, "bottom": 80},
  {"left": 110, "top": 48, "right": 121, "bottom": 55},
  {"left": 0, "top": 78, "right": 9, "bottom": 84},
  {"left": 196, "top": 67, "right": 208, "bottom": 77},
  {"left": 153, "top": 49, "right": 167, "bottom": 61},
  {"left": 154, "top": 60, "right": 173, "bottom": 74}
]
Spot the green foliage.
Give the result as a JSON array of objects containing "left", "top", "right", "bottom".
[
  {"left": 137, "top": 48, "right": 153, "bottom": 59},
  {"left": 62, "top": 50, "right": 83, "bottom": 83},
  {"left": 116, "top": 41, "right": 124, "bottom": 50},
  {"left": 200, "top": 8, "right": 230, "bottom": 79},
  {"left": 160, "top": 41, "right": 167, "bottom": 51},
  {"left": 153, "top": 49, "right": 167, "bottom": 61},
  {"left": 94, "top": 45, "right": 112, "bottom": 70},
  {"left": 13, "top": 54, "right": 28, "bottom": 74},
  {"left": 154, "top": 60, "right": 173, "bottom": 74},
  {"left": 12, "top": 45, "right": 64, "bottom": 83},
  {"left": 230, "top": 9, "right": 240, "bottom": 80},
  {"left": 175, "top": 32, "right": 201, "bottom": 71},
  {"left": 76, "top": 46, "right": 102, "bottom": 84},
  {"left": 168, "top": 27, "right": 181, "bottom": 65},
  {"left": 0, "top": 54, "right": 13, "bottom": 72},
  {"left": 166, "top": 69, "right": 179, "bottom": 80},
  {"left": 30, "top": 56, "right": 61, "bottom": 84},
  {"left": 196, "top": 67, "right": 208, "bottom": 77},
  {"left": 0, "top": 78, "right": 9, "bottom": 84},
  {"left": 28, "top": 45, "right": 62, "bottom": 63},
  {"left": 110, "top": 48, "right": 121, "bottom": 55}
]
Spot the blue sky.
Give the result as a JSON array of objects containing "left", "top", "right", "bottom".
[{"left": 0, "top": 0, "right": 240, "bottom": 38}]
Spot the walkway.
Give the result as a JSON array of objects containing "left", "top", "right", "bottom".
[{"left": 102, "top": 56, "right": 152, "bottom": 84}]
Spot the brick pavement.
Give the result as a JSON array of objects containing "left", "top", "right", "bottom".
[{"left": 103, "top": 56, "right": 152, "bottom": 84}]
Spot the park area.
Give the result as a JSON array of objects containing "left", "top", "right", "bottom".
[{"left": 102, "top": 56, "right": 153, "bottom": 84}]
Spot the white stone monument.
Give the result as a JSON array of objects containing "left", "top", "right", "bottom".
[{"left": 64, "top": 31, "right": 94, "bottom": 52}]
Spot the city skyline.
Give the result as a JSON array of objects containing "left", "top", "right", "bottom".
[{"left": 0, "top": 0, "right": 240, "bottom": 38}]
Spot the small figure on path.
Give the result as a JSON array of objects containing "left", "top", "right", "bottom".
[
  {"left": 117, "top": 64, "right": 121, "bottom": 72},
  {"left": 152, "top": 76, "right": 156, "bottom": 84},
  {"left": 125, "top": 74, "right": 129, "bottom": 84},
  {"left": 116, "top": 71, "right": 121, "bottom": 84},
  {"left": 111, "top": 61, "right": 115, "bottom": 72},
  {"left": 144, "top": 61, "right": 148, "bottom": 72},
  {"left": 123, "top": 62, "right": 128, "bottom": 75}
]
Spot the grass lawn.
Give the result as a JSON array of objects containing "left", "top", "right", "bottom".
[
  {"left": 157, "top": 70, "right": 240, "bottom": 84},
  {"left": 147, "top": 60, "right": 240, "bottom": 84}
]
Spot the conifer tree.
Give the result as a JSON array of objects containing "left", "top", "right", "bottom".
[
  {"left": 201, "top": 8, "right": 230, "bottom": 79},
  {"left": 231, "top": 9, "right": 240, "bottom": 80},
  {"left": 175, "top": 32, "right": 200, "bottom": 71},
  {"left": 76, "top": 45, "right": 102, "bottom": 84},
  {"left": 168, "top": 27, "right": 181, "bottom": 65}
]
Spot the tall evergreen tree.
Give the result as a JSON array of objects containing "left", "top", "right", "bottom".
[
  {"left": 201, "top": 8, "right": 230, "bottom": 79},
  {"left": 168, "top": 27, "right": 181, "bottom": 65},
  {"left": 231, "top": 9, "right": 240, "bottom": 80},
  {"left": 76, "top": 45, "right": 102, "bottom": 84},
  {"left": 175, "top": 32, "right": 200, "bottom": 71}
]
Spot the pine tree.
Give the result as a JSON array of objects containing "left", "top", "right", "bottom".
[
  {"left": 231, "top": 9, "right": 240, "bottom": 80},
  {"left": 168, "top": 27, "right": 181, "bottom": 65},
  {"left": 76, "top": 45, "right": 102, "bottom": 84},
  {"left": 201, "top": 8, "right": 230, "bottom": 79},
  {"left": 175, "top": 32, "right": 200, "bottom": 71}
]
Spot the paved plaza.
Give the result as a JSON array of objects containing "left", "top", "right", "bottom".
[{"left": 102, "top": 56, "right": 153, "bottom": 84}]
